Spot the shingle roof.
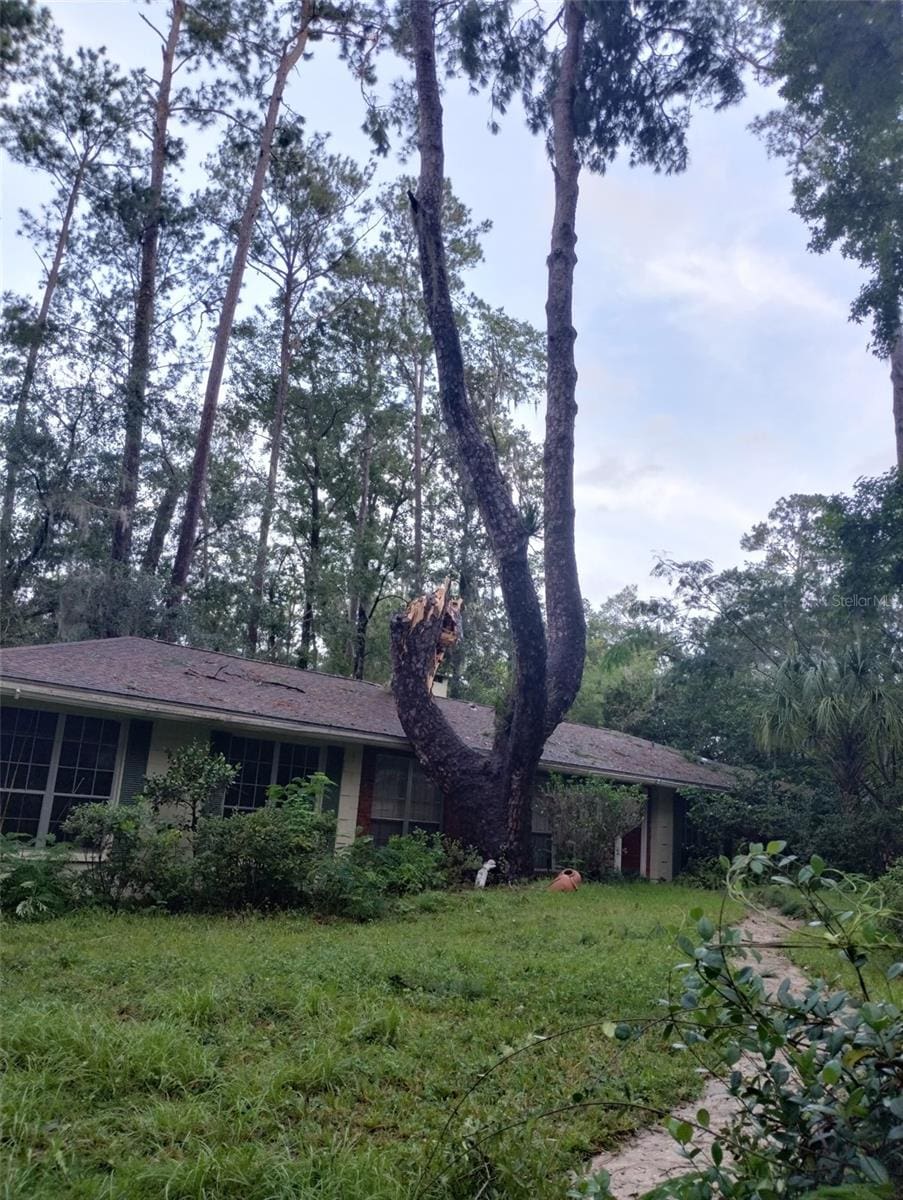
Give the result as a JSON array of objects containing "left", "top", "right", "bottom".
[{"left": 0, "top": 637, "right": 734, "bottom": 790}]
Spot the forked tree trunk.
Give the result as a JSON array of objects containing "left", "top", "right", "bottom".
[
  {"left": 1, "top": 160, "right": 86, "bottom": 571},
  {"left": 892, "top": 327, "right": 903, "bottom": 470},
  {"left": 162, "top": 4, "right": 313, "bottom": 637},
  {"left": 390, "top": 1, "right": 587, "bottom": 876},
  {"left": 110, "top": 0, "right": 185, "bottom": 576},
  {"left": 246, "top": 279, "right": 295, "bottom": 655}
]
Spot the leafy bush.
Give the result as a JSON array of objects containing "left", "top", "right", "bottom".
[
  {"left": 878, "top": 858, "right": 903, "bottom": 936},
  {"left": 63, "top": 801, "right": 186, "bottom": 910},
  {"left": 539, "top": 775, "right": 644, "bottom": 879},
  {"left": 192, "top": 796, "right": 335, "bottom": 911},
  {"left": 137, "top": 740, "right": 237, "bottom": 831},
  {"left": 621, "top": 845, "right": 903, "bottom": 1197},
  {"left": 374, "top": 829, "right": 450, "bottom": 895},
  {"left": 0, "top": 834, "right": 76, "bottom": 918},
  {"left": 302, "top": 841, "right": 388, "bottom": 921}
]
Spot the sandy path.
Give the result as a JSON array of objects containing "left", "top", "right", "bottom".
[{"left": 588, "top": 911, "right": 810, "bottom": 1199}]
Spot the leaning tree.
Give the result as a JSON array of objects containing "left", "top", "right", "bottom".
[{"left": 389, "top": 0, "right": 747, "bottom": 876}]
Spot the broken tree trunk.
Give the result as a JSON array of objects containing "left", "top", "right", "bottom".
[{"left": 390, "top": 1, "right": 587, "bottom": 876}]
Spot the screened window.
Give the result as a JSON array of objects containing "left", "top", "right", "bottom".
[
  {"left": 371, "top": 753, "right": 441, "bottom": 846},
  {"left": 277, "top": 741, "right": 322, "bottom": 787},
  {"left": 0, "top": 707, "right": 122, "bottom": 842},
  {"left": 1, "top": 707, "right": 57, "bottom": 838},
  {"left": 211, "top": 733, "right": 329, "bottom": 816},
  {"left": 51, "top": 715, "right": 121, "bottom": 837},
  {"left": 531, "top": 798, "right": 553, "bottom": 872}
]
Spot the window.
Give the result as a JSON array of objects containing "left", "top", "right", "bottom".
[
  {"left": 1, "top": 707, "right": 57, "bottom": 838},
  {"left": 371, "top": 753, "right": 441, "bottom": 846},
  {"left": 0, "top": 707, "right": 122, "bottom": 842},
  {"left": 531, "top": 799, "right": 553, "bottom": 872},
  {"left": 51, "top": 715, "right": 121, "bottom": 838},
  {"left": 211, "top": 732, "right": 331, "bottom": 817}
]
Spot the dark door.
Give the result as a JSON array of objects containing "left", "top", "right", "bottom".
[{"left": 621, "top": 824, "right": 642, "bottom": 875}]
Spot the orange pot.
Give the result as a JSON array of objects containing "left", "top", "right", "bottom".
[{"left": 548, "top": 869, "right": 582, "bottom": 892}]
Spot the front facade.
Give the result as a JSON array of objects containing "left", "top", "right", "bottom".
[{"left": 0, "top": 638, "right": 734, "bottom": 880}]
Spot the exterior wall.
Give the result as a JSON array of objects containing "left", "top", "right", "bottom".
[
  {"left": 646, "top": 785, "right": 676, "bottom": 881},
  {"left": 146, "top": 719, "right": 210, "bottom": 778},
  {"left": 336, "top": 744, "right": 362, "bottom": 846}
]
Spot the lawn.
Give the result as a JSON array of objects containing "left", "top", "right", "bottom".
[{"left": 3, "top": 883, "right": 725, "bottom": 1200}]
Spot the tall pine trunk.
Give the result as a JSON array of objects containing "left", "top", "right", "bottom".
[
  {"left": 413, "top": 356, "right": 425, "bottom": 593},
  {"left": 348, "top": 426, "right": 373, "bottom": 680},
  {"left": 110, "top": 0, "right": 185, "bottom": 575},
  {"left": 1, "top": 160, "right": 86, "bottom": 571},
  {"left": 390, "top": 1, "right": 587, "bottom": 876},
  {"left": 162, "top": 4, "right": 313, "bottom": 637},
  {"left": 246, "top": 278, "right": 295, "bottom": 655},
  {"left": 892, "top": 327, "right": 903, "bottom": 470},
  {"left": 141, "top": 466, "right": 180, "bottom": 576},
  {"left": 297, "top": 459, "right": 320, "bottom": 669}
]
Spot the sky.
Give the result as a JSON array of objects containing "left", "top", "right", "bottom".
[{"left": 3, "top": 1, "right": 893, "bottom": 605}]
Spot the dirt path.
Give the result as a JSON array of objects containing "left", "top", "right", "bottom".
[{"left": 588, "top": 911, "right": 809, "bottom": 1199}]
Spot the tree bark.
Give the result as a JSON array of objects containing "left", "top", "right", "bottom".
[
  {"left": 162, "top": 4, "right": 313, "bottom": 637},
  {"left": 391, "top": 0, "right": 587, "bottom": 876},
  {"left": 297, "top": 460, "right": 320, "bottom": 669},
  {"left": 110, "top": 0, "right": 185, "bottom": 576},
  {"left": 413, "top": 355, "right": 425, "bottom": 593},
  {"left": 246, "top": 277, "right": 295, "bottom": 655},
  {"left": 140, "top": 465, "right": 180, "bottom": 576},
  {"left": 892, "top": 327, "right": 903, "bottom": 470},
  {"left": 1, "top": 160, "right": 86, "bottom": 571},
  {"left": 543, "top": 0, "right": 587, "bottom": 733},
  {"left": 348, "top": 426, "right": 373, "bottom": 679}
]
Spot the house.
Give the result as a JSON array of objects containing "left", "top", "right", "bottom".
[{"left": 0, "top": 637, "right": 734, "bottom": 880}]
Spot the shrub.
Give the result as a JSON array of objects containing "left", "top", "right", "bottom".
[
  {"left": 136, "top": 740, "right": 237, "bottom": 831},
  {"left": 0, "top": 834, "right": 75, "bottom": 918},
  {"left": 878, "top": 858, "right": 903, "bottom": 936},
  {"left": 375, "top": 829, "right": 449, "bottom": 895},
  {"left": 302, "top": 841, "right": 388, "bottom": 921},
  {"left": 623, "top": 845, "right": 903, "bottom": 1197},
  {"left": 192, "top": 794, "right": 336, "bottom": 911},
  {"left": 539, "top": 775, "right": 644, "bottom": 879},
  {"left": 62, "top": 802, "right": 186, "bottom": 910}
]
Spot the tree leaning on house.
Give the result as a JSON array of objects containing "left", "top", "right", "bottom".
[{"left": 389, "top": 0, "right": 748, "bottom": 876}]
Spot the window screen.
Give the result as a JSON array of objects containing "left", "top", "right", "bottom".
[
  {"left": 371, "top": 753, "right": 441, "bottom": 847},
  {"left": 51, "top": 715, "right": 121, "bottom": 837},
  {"left": 0, "top": 707, "right": 58, "bottom": 838},
  {"left": 211, "top": 732, "right": 276, "bottom": 815}
]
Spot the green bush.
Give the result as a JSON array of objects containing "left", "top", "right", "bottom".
[
  {"left": 63, "top": 801, "right": 186, "bottom": 910},
  {"left": 878, "top": 858, "right": 903, "bottom": 935},
  {"left": 192, "top": 798, "right": 336, "bottom": 911},
  {"left": 539, "top": 775, "right": 644, "bottom": 879},
  {"left": 0, "top": 834, "right": 76, "bottom": 918},
  {"left": 137, "top": 740, "right": 237, "bottom": 831},
  {"left": 630, "top": 845, "right": 903, "bottom": 1197}
]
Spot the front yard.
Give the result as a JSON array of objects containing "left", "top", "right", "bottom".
[{"left": 3, "top": 883, "right": 724, "bottom": 1200}]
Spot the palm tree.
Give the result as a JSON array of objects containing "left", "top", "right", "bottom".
[{"left": 759, "top": 644, "right": 903, "bottom": 812}]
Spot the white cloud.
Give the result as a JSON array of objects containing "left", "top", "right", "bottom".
[{"left": 635, "top": 244, "right": 841, "bottom": 320}]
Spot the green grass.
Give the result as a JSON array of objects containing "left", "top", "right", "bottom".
[{"left": 2, "top": 883, "right": 725, "bottom": 1200}]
